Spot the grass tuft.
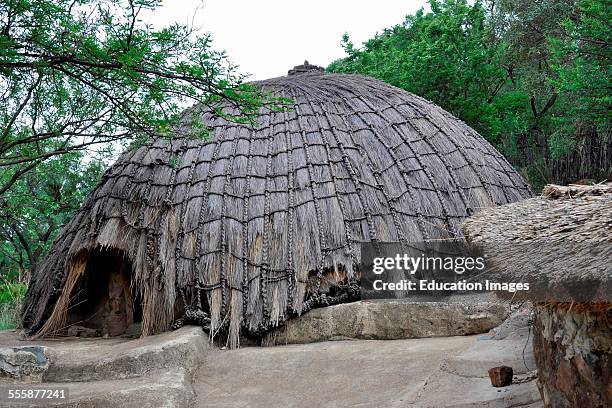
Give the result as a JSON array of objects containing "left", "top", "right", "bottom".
[{"left": 0, "top": 282, "right": 26, "bottom": 330}]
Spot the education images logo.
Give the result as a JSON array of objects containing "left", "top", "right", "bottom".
[{"left": 360, "top": 242, "right": 529, "bottom": 299}]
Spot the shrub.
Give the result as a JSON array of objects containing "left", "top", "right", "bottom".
[{"left": 0, "top": 282, "right": 27, "bottom": 330}]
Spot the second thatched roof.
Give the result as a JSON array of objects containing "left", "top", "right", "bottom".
[{"left": 462, "top": 184, "right": 612, "bottom": 303}]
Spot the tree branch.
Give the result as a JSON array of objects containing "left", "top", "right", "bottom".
[
  {"left": 0, "top": 160, "right": 41, "bottom": 196},
  {"left": 0, "top": 74, "right": 42, "bottom": 142}
]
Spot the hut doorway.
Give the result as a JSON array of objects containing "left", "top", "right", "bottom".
[{"left": 66, "top": 248, "right": 142, "bottom": 337}]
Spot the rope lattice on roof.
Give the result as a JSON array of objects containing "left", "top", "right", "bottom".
[{"left": 22, "top": 68, "right": 533, "bottom": 347}]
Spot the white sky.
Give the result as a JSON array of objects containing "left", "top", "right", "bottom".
[{"left": 146, "top": 0, "right": 428, "bottom": 80}]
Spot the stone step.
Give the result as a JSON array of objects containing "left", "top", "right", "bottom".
[
  {"left": 0, "top": 367, "right": 193, "bottom": 407},
  {"left": 46, "top": 326, "right": 207, "bottom": 383},
  {"left": 0, "top": 326, "right": 207, "bottom": 383}
]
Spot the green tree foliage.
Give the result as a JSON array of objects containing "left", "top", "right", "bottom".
[
  {"left": 329, "top": 0, "right": 611, "bottom": 188},
  {"left": 329, "top": 0, "right": 527, "bottom": 143},
  {"left": 0, "top": 152, "right": 105, "bottom": 281},
  {"left": 0, "top": 0, "right": 270, "bottom": 197},
  {"left": 549, "top": 0, "right": 611, "bottom": 124}
]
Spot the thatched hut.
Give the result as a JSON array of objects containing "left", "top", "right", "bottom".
[
  {"left": 22, "top": 62, "right": 532, "bottom": 347},
  {"left": 463, "top": 184, "right": 611, "bottom": 407}
]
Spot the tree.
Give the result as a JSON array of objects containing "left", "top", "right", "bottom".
[
  {"left": 329, "top": 0, "right": 610, "bottom": 188},
  {"left": 491, "top": 0, "right": 610, "bottom": 173},
  {"left": 0, "top": 151, "right": 105, "bottom": 281},
  {"left": 0, "top": 0, "right": 271, "bottom": 197},
  {"left": 479, "top": 0, "right": 576, "bottom": 169},
  {"left": 328, "top": 0, "right": 526, "bottom": 144},
  {"left": 549, "top": 0, "right": 611, "bottom": 125}
]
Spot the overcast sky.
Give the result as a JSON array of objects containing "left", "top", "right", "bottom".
[{"left": 145, "top": 0, "right": 428, "bottom": 80}]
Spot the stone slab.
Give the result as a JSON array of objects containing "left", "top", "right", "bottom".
[
  {"left": 264, "top": 298, "right": 509, "bottom": 345},
  {"left": 413, "top": 372, "right": 542, "bottom": 407},
  {"left": 0, "top": 326, "right": 208, "bottom": 383},
  {"left": 193, "top": 336, "right": 477, "bottom": 408},
  {"left": 46, "top": 326, "right": 208, "bottom": 382},
  {"left": 441, "top": 332, "right": 537, "bottom": 377},
  {"left": 0, "top": 367, "right": 193, "bottom": 407}
]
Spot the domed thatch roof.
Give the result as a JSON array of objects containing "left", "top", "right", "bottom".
[{"left": 23, "top": 64, "right": 532, "bottom": 346}]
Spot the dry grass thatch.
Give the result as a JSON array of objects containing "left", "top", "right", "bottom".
[
  {"left": 462, "top": 183, "right": 611, "bottom": 303},
  {"left": 22, "top": 65, "right": 532, "bottom": 347}
]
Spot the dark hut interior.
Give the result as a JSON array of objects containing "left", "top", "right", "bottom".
[
  {"left": 65, "top": 249, "right": 142, "bottom": 337},
  {"left": 22, "top": 63, "right": 533, "bottom": 347}
]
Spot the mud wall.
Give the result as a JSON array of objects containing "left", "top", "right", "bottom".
[{"left": 533, "top": 303, "right": 611, "bottom": 407}]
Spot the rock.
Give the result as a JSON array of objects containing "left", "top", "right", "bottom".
[
  {"left": 489, "top": 365, "right": 514, "bottom": 387},
  {"left": 123, "top": 322, "right": 142, "bottom": 338},
  {"left": 44, "top": 326, "right": 207, "bottom": 382},
  {"left": 491, "top": 303, "right": 534, "bottom": 340},
  {"left": 0, "top": 346, "right": 49, "bottom": 382},
  {"left": 67, "top": 325, "right": 100, "bottom": 337},
  {"left": 264, "top": 298, "right": 509, "bottom": 345}
]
